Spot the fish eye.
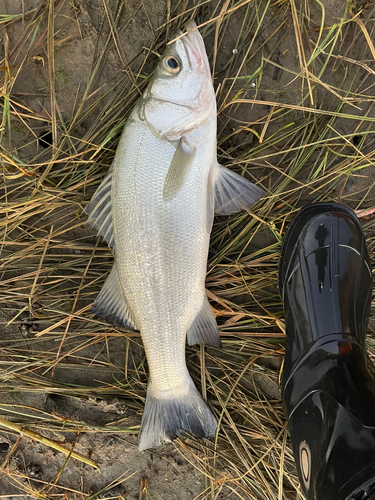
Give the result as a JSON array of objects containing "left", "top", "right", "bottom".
[{"left": 162, "top": 55, "right": 181, "bottom": 74}]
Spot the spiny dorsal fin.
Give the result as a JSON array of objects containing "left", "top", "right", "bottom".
[
  {"left": 163, "top": 138, "right": 196, "bottom": 202},
  {"left": 213, "top": 163, "right": 264, "bottom": 215},
  {"left": 85, "top": 165, "right": 114, "bottom": 251},
  {"left": 92, "top": 266, "right": 139, "bottom": 331},
  {"left": 187, "top": 295, "right": 221, "bottom": 347}
]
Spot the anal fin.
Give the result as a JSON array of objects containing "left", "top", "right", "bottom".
[
  {"left": 92, "top": 266, "right": 139, "bottom": 330},
  {"left": 187, "top": 296, "right": 221, "bottom": 347}
]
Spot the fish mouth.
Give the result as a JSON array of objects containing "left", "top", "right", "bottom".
[
  {"left": 167, "top": 20, "right": 195, "bottom": 43},
  {"left": 167, "top": 20, "right": 207, "bottom": 71},
  {"left": 180, "top": 21, "right": 205, "bottom": 69},
  {"left": 169, "top": 26, "right": 183, "bottom": 42}
]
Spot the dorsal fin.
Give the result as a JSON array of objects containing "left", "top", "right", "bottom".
[
  {"left": 85, "top": 165, "right": 114, "bottom": 251},
  {"left": 92, "top": 266, "right": 139, "bottom": 330}
]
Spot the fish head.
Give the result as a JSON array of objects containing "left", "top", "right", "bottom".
[{"left": 141, "top": 21, "right": 216, "bottom": 139}]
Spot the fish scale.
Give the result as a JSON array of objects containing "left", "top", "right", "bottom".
[{"left": 86, "top": 21, "right": 264, "bottom": 450}]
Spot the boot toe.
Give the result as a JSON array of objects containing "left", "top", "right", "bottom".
[{"left": 279, "top": 203, "right": 368, "bottom": 295}]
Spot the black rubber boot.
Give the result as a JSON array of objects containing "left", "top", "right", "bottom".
[{"left": 279, "top": 203, "right": 375, "bottom": 500}]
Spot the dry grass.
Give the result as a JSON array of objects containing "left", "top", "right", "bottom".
[{"left": 0, "top": 0, "right": 375, "bottom": 498}]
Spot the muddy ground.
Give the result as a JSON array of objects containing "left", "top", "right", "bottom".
[{"left": 0, "top": 0, "right": 375, "bottom": 499}]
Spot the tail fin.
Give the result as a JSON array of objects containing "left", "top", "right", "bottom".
[{"left": 138, "top": 379, "right": 217, "bottom": 450}]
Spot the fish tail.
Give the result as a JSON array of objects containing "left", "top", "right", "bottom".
[{"left": 138, "top": 379, "right": 217, "bottom": 450}]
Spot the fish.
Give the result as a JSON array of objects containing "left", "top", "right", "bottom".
[{"left": 85, "top": 20, "right": 264, "bottom": 450}]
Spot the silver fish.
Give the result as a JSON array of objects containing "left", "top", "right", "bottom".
[{"left": 86, "top": 21, "right": 264, "bottom": 450}]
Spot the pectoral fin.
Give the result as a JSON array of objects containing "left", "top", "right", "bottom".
[
  {"left": 163, "top": 138, "right": 196, "bottom": 202},
  {"left": 85, "top": 164, "right": 114, "bottom": 251},
  {"left": 213, "top": 163, "right": 264, "bottom": 215}
]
